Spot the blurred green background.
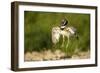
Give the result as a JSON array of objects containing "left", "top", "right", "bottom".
[{"left": 24, "top": 11, "right": 90, "bottom": 54}]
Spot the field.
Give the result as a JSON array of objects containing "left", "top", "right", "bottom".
[{"left": 24, "top": 11, "right": 90, "bottom": 61}]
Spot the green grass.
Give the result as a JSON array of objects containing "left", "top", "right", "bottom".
[{"left": 24, "top": 11, "right": 90, "bottom": 55}]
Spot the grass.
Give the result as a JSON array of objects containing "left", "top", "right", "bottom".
[{"left": 24, "top": 11, "right": 90, "bottom": 56}]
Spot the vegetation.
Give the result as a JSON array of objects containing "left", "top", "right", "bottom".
[{"left": 24, "top": 11, "right": 90, "bottom": 56}]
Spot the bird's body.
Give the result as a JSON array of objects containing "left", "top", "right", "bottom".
[{"left": 52, "top": 26, "right": 78, "bottom": 48}]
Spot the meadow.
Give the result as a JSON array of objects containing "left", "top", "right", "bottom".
[{"left": 24, "top": 11, "right": 90, "bottom": 60}]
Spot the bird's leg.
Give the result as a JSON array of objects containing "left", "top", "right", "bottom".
[
  {"left": 61, "top": 35, "right": 65, "bottom": 47},
  {"left": 66, "top": 37, "right": 69, "bottom": 49},
  {"left": 64, "top": 37, "right": 70, "bottom": 57}
]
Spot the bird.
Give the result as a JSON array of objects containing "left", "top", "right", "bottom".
[{"left": 52, "top": 18, "right": 78, "bottom": 49}]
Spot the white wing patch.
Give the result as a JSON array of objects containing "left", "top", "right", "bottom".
[{"left": 52, "top": 27, "right": 60, "bottom": 44}]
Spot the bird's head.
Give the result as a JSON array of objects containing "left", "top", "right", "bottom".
[{"left": 60, "top": 18, "right": 68, "bottom": 30}]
